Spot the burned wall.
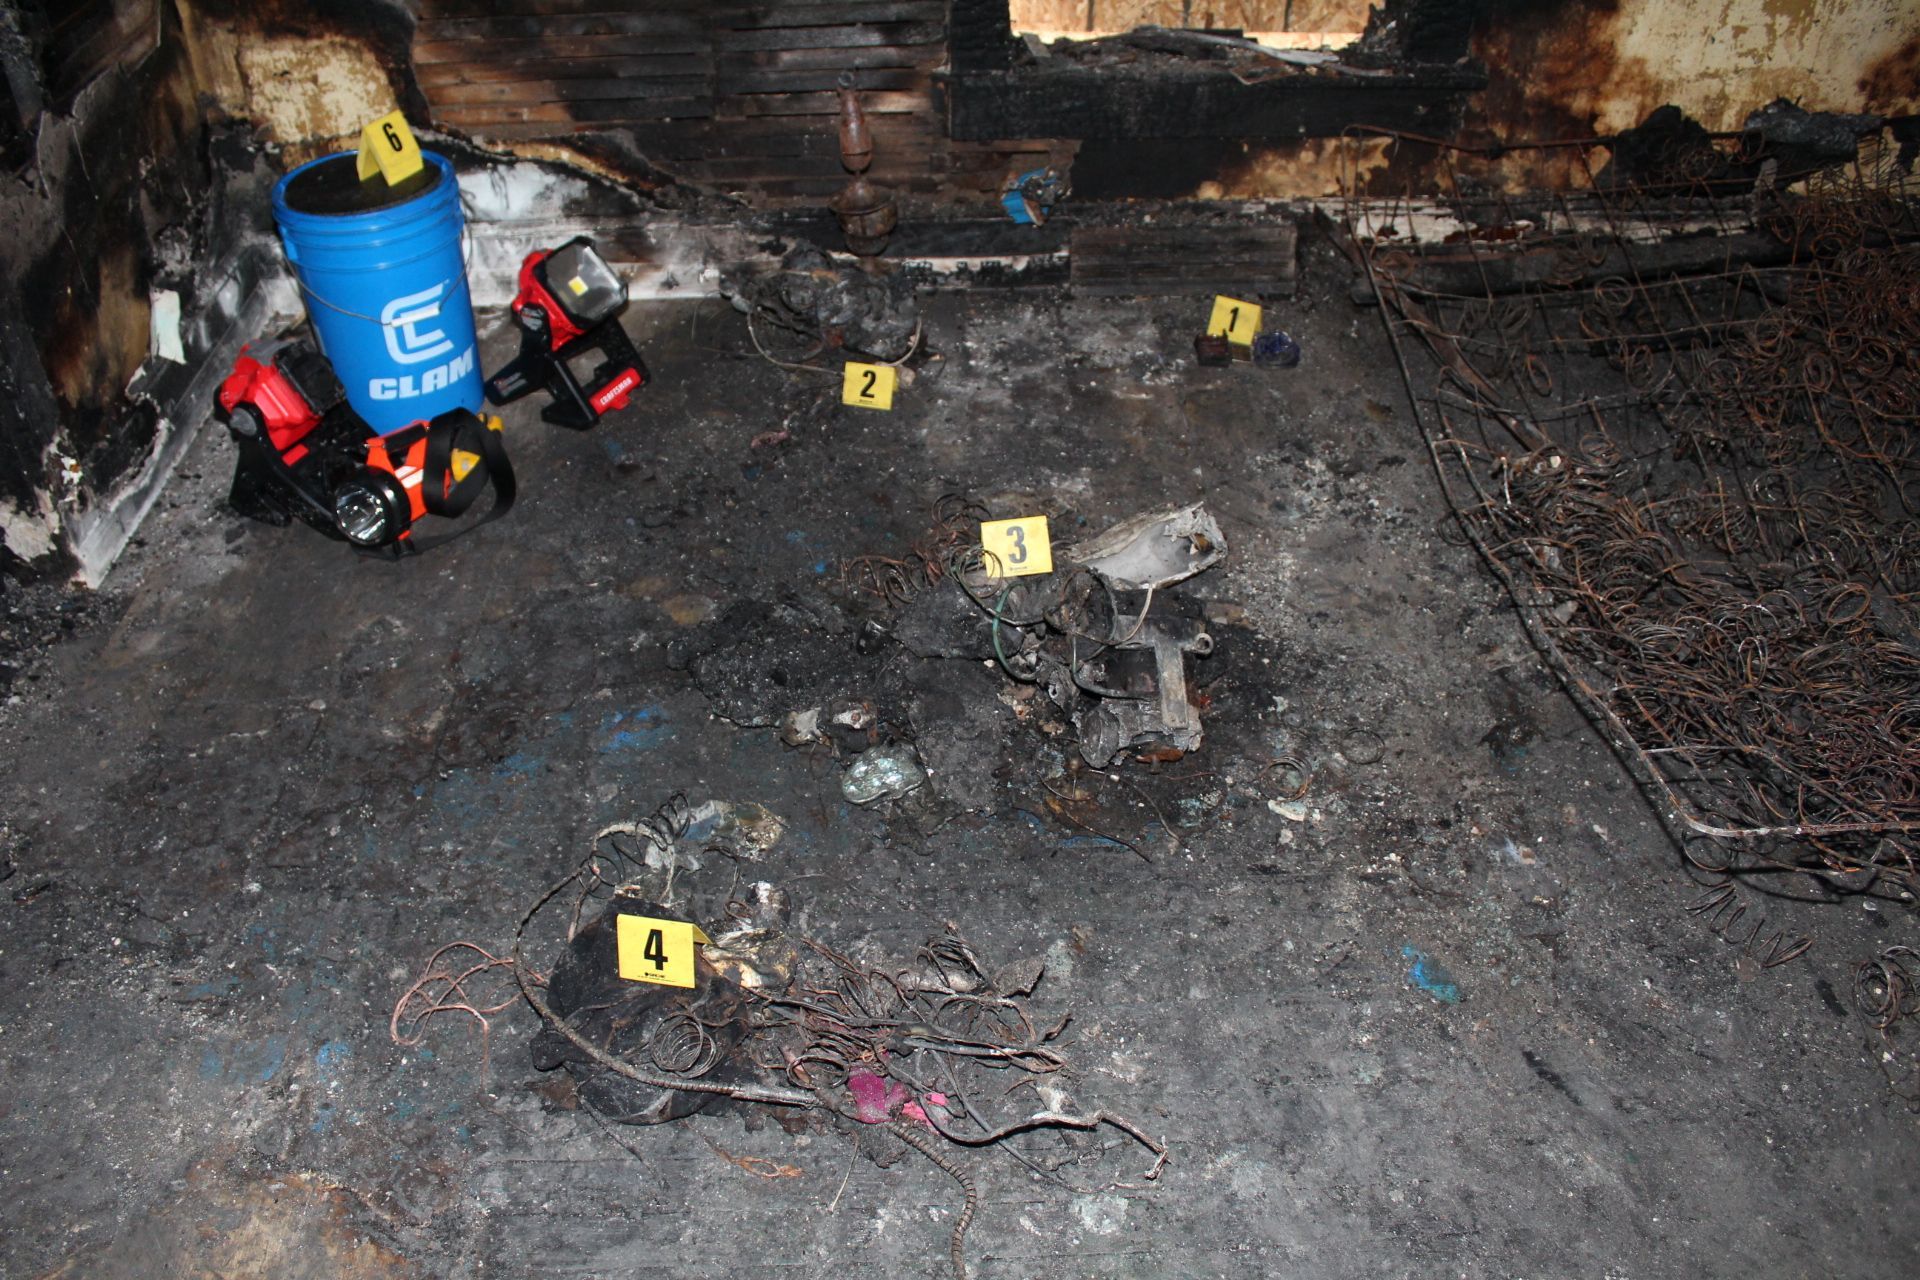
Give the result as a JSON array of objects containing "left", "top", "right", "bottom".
[
  {"left": 400, "top": 0, "right": 1030, "bottom": 205},
  {"left": 1062, "top": 0, "right": 1920, "bottom": 198},
  {"left": 1462, "top": 0, "right": 1920, "bottom": 190},
  {"left": 0, "top": 0, "right": 205, "bottom": 576},
  {"left": 0, "top": 0, "right": 415, "bottom": 579},
  {"left": 6, "top": 0, "right": 1914, "bottom": 575}
]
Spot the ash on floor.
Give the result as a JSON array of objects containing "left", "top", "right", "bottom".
[{"left": 0, "top": 234, "right": 1912, "bottom": 1279}]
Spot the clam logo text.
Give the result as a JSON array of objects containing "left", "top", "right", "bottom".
[
  {"left": 380, "top": 285, "right": 455, "bottom": 366},
  {"left": 369, "top": 345, "right": 474, "bottom": 401}
]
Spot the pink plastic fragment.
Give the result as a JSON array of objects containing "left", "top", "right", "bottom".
[
  {"left": 847, "top": 1071, "right": 912, "bottom": 1124},
  {"left": 901, "top": 1090, "right": 947, "bottom": 1129}
]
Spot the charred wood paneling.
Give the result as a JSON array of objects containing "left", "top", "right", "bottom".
[
  {"left": 40, "top": 0, "right": 159, "bottom": 109},
  {"left": 948, "top": 0, "right": 1017, "bottom": 71},
  {"left": 944, "top": 62, "right": 1484, "bottom": 141},
  {"left": 414, "top": 0, "right": 967, "bottom": 199},
  {"left": 1070, "top": 223, "right": 1298, "bottom": 296}
]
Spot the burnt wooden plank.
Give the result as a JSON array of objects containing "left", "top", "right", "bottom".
[
  {"left": 1070, "top": 225, "right": 1299, "bottom": 297},
  {"left": 417, "top": 13, "right": 714, "bottom": 42},
  {"left": 725, "top": 3, "right": 946, "bottom": 27},
  {"left": 422, "top": 0, "right": 728, "bottom": 15},
  {"left": 737, "top": 174, "right": 942, "bottom": 198},
  {"left": 423, "top": 0, "right": 933, "bottom": 14},
  {"left": 429, "top": 78, "right": 714, "bottom": 106},
  {"left": 434, "top": 120, "right": 598, "bottom": 141},
  {"left": 734, "top": 89, "right": 930, "bottom": 116},
  {"left": 416, "top": 54, "right": 713, "bottom": 85},
  {"left": 435, "top": 104, "right": 583, "bottom": 128},
  {"left": 589, "top": 115, "right": 937, "bottom": 159},
  {"left": 414, "top": 38, "right": 708, "bottom": 64},
  {"left": 436, "top": 98, "right": 716, "bottom": 126},
  {"left": 667, "top": 157, "right": 936, "bottom": 187},
  {"left": 43, "top": 0, "right": 158, "bottom": 104},
  {"left": 945, "top": 63, "right": 1486, "bottom": 141},
  {"left": 947, "top": 0, "right": 1016, "bottom": 72},
  {"left": 715, "top": 67, "right": 929, "bottom": 95},
  {"left": 714, "top": 21, "right": 945, "bottom": 51},
  {"left": 717, "top": 45, "right": 934, "bottom": 72}
]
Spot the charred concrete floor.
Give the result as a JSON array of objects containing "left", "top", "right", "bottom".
[{"left": 1, "top": 232, "right": 1915, "bottom": 1279}]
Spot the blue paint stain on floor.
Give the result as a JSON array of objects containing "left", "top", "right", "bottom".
[
  {"left": 315, "top": 1040, "right": 352, "bottom": 1072},
  {"left": 254, "top": 1037, "right": 288, "bottom": 1081},
  {"left": 599, "top": 704, "right": 671, "bottom": 753},
  {"left": 200, "top": 1035, "right": 287, "bottom": 1084},
  {"left": 1403, "top": 947, "right": 1463, "bottom": 1003},
  {"left": 493, "top": 750, "right": 544, "bottom": 780}
]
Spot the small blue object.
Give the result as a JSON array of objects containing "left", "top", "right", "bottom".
[
  {"left": 1402, "top": 946, "right": 1462, "bottom": 1003},
  {"left": 1252, "top": 330, "right": 1302, "bottom": 368},
  {"left": 1002, "top": 167, "right": 1066, "bottom": 225}
]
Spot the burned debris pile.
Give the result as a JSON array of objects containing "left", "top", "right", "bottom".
[
  {"left": 401, "top": 796, "right": 1165, "bottom": 1280},
  {"left": 670, "top": 498, "right": 1234, "bottom": 818}
]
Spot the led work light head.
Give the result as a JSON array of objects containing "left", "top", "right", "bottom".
[{"left": 332, "top": 472, "right": 410, "bottom": 547}]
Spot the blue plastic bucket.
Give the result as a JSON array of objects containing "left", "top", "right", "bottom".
[{"left": 271, "top": 150, "right": 481, "bottom": 433}]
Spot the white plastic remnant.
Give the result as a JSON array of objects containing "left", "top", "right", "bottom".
[
  {"left": 0, "top": 492, "right": 59, "bottom": 562},
  {"left": 149, "top": 288, "right": 184, "bottom": 363},
  {"left": 55, "top": 453, "right": 83, "bottom": 500},
  {"left": 1068, "top": 502, "right": 1227, "bottom": 591}
]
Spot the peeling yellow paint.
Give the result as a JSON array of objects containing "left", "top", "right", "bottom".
[
  {"left": 237, "top": 37, "right": 396, "bottom": 145},
  {"left": 176, "top": 4, "right": 395, "bottom": 146},
  {"left": 1606, "top": 0, "right": 1917, "bottom": 131},
  {"left": 1192, "top": 136, "right": 1392, "bottom": 200}
]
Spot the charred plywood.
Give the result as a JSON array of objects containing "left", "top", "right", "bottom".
[
  {"left": 1069, "top": 222, "right": 1296, "bottom": 296},
  {"left": 413, "top": 0, "right": 989, "bottom": 201},
  {"left": 945, "top": 60, "right": 1484, "bottom": 141},
  {"left": 41, "top": 0, "right": 160, "bottom": 108}
]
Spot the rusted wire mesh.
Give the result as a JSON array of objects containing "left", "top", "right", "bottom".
[{"left": 1344, "top": 132, "right": 1920, "bottom": 886}]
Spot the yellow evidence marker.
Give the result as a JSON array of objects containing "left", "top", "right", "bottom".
[
  {"left": 1207, "top": 295, "right": 1261, "bottom": 345},
  {"left": 980, "top": 515, "right": 1053, "bottom": 578},
  {"left": 615, "top": 914, "right": 712, "bottom": 989},
  {"left": 842, "top": 361, "right": 897, "bottom": 410},
  {"left": 356, "top": 110, "right": 425, "bottom": 185}
]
